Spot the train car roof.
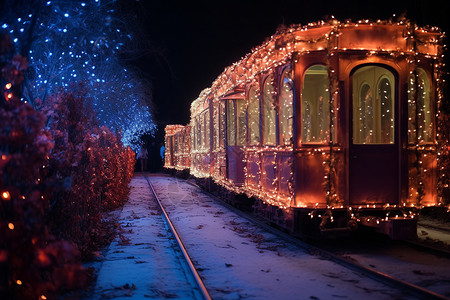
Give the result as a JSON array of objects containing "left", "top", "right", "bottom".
[
  {"left": 165, "top": 124, "right": 185, "bottom": 136},
  {"left": 189, "top": 17, "right": 444, "bottom": 118}
]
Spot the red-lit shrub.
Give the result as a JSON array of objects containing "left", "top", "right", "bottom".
[
  {"left": 1, "top": 33, "right": 136, "bottom": 298},
  {"left": 0, "top": 100, "right": 88, "bottom": 300},
  {"left": 89, "top": 127, "right": 135, "bottom": 211},
  {"left": 45, "top": 91, "right": 135, "bottom": 257}
]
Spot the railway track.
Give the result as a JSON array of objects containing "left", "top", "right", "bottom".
[
  {"left": 402, "top": 238, "right": 450, "bottom": 260},
  {"left": 143, "top": 175, "right": 450, "bottom": 299},
  {"left": 309, "top": 235, "right": 450, "bottom": 300},
  {"left": 418, "top": 223, "right": 450, "bottom": 234},
  {"left": 183, "top": 179, "right": 450, "bottom": 300},
  {"left": 144, "top": 176, "right": 212, "bottom": 300},
  {"left": 229, "top": 207, "right": 449, "bottom": 299}
]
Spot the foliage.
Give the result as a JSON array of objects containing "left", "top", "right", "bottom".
[
  {"left": 0, "top": 33, "right": 136, "bottom": 298},
  {"left": 0, "top": 99, "right": 88, "bottom": 300},
  {"left": 0, "top": 33, "right": 28, "bottom": 107},
  {"left": 0, "top": 0, "right": 156, "bottom": 150},
  {"left": 45, "top": 90, "right": 135, "bottom": 257}
]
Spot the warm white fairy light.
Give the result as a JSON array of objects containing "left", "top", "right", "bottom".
[{"left": 165, "top": 18, "right": 446, "bottom": 220}]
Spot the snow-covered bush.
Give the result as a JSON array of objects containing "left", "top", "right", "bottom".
[
  {"left": 1, "top": 32, "right": 136, "bottom": 298},
  {"left": 45, "top": 90, "right": 135, "bottom": 256},
  {"left": 0, "top": 99, "right": 88, "bottom": 299},
  {"left": 1, "top": 0, "right": 157, "bottom": 150}
]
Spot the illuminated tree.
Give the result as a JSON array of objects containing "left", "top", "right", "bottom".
[
  {"left": 0, "top": 32, "right": 136, "bottom": 297},
  {"left": 0, "top": 0, "right": 156, "bottom": 150}
]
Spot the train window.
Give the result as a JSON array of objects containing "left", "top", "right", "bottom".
[
  {"left": 213, "top": 102, "right": 219, "bottom": 150},
  {"left": 302, "top": 65, "right": 330, "bottom": 143},
  {"left": 247, "top": 85, "right": 260, "bottom": 145},
  {"left": 227, "top": 100, "right": 236, "bottom": 146},
  {"left": 203, "top": 113, "right": 206, "bottom": 149},
  {"left": 219, "top": 101, "right": 225, "bottom": 148},
  {"left": 408, "top": 68, "right": 432, "bottom": 143},
  {"left": 303, "top": 101, "right": 312, "bottom": 141},
  {"left": 237, "top": 100, "right": 246, "bottom": 146},
  {"left": 263, "top": 75, "right": 276, "bottom": 145},
  {"left": 352, "top": 65, "right": 395, "bottom": 144},
  {"left": 196, "top": 115, "right": 201, "bottom": 149},
  {"left": 357, "top": 83, "right": 372, "bottom": 143},
  {"left": 279, "top": 67, "right": 293, "bottom": 145},
  {"left": 204, "top": 110, "right": 210, "bottom": 149},
  {"left": 191, "top": 118, "right": 197, "bottom": 150},
  {"left": 202, "top": 114, "right": 205, "bottom": 149},
  {"left": 379, "top": 77, "right": 394, "bottom": 143}
]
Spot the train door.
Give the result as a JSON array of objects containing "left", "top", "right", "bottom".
[
  {"left": 350, "top": 65, "right": 398, "bottom": 205},
  {"left": 225, "top": 98, "right": 245, "bottom": 185}
]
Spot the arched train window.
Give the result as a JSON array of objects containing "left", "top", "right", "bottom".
[
  {"left": 247, "top": 85, "right": 260, "bottom": 145},
  {"left": 237, "top": 100, "right": 246, "bottom": 146},
  {"left": 226, "top": 100, "right": 236, "bottom": 146},
  {"left": 352, "top": 65, "right": 394, "bottom": 144},
  {"left": 302, "top": 65, "right": 329, "bottom": 143},
  {"left": 279, "top": 67, "right": 293, "bottom": 145},
  {"left": 263, "top": 75, "right": 276, "bottom": 145}
]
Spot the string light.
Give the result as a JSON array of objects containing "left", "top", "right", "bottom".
[
  {"left": 166, "top": 18, "right": 446, "bottom": 223},
  {"left": 2, "top": 0, "right": 156, "bottom": 151},
  {"left": 1, "top": 191, "right": 10, "bottom": 201}
]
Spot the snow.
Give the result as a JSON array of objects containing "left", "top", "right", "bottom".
[
  {"left": 80, "top": 174, "right": 450, "bottom": 299},
  {"left": 418, "top": 217, "right": 450, "bottom": 247},
  {"left": 340, "top": 241, "right": 450, "bottom": 296},
  {"left": 89, "top": 174, "right": 413, "bottom": 300},
  {"left": 90, "top": 176, "right": 197, "bottom": 299}
]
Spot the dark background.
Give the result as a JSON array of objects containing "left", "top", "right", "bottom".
[
  {"left": 122, "top": 0, "right": 449, "bottom": 171},
  {"left": 125, "top": 0, "right": 449, "bottom": 126}
]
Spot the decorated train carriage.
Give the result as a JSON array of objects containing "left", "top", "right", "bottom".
[
  {"left": 164, "top": 125, "right": 191, "bottom": 170},
  {"left": 166, "top": 18, "right": 447, "bottom": 239},
  {"left": 190, "top": 89, "right": 214, "bottom": 178}
]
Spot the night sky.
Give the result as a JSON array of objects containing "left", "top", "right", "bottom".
[{"left": 125, "top": 0, "right": 449, "bottom": 127}]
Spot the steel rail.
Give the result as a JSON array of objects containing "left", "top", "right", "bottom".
[
  {"left": 418, "top": 222, "right": 450, "bottom": 234},
  {"left": 401, "top": 239, "right": 450, "bottom": 259},
  {"left": 145, "top": 176, "right": 212, "bottom": 300},
  {"left": 183, "top": 179, "right": 450, "bottom": 300}
]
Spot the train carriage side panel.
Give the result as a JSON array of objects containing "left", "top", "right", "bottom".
[
  {"left": 211, "top": 99, "right": 227, "bottom": 182},
  {"left": 293, "top": 54, "right": 335, "bottom": 209},
  {"left": 180, "top": 20, "right": 444, "bottom": 239},
  {"left": 190, "top": 91, "right": 212, "bottom": 178}
]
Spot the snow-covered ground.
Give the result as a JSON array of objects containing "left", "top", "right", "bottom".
[
  {"left": 339, "top": 240, "right": 450, "bottom": 296},
  {"left": 418, "top": 217, "right": 450, "bottom": 247},
  {"left": 146, "top": 175, "right": 411, "bottom": 299},
  {"left": 89, "top": 175, "right": 198, "bottom": 299},
  {"left": 88, "top": 174, "right": 450, "bottom": 299}
]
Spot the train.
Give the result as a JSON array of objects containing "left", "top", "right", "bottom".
[{"left": 164, "top": 18, "right": 446, "bottom": 239}]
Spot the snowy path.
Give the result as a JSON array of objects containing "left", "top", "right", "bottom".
[
  {"left": 149, "top": 175, "right": 411, "bottom": 300},
  {"left": 90, "top": 174, "right": 443, "bottom": 299},
  {"left": 418, "top": 218, "right": 450, "bottom": 247},
  {"left": 91, "top": 175, "right": 198, "bottom": 299},
  {"left": 324, "top": 238, "right": 450, "bottom": 296}
]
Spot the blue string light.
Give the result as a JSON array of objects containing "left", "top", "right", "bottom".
[{"left": 1, "top": 0, "right": 156, "bottom": 150}]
